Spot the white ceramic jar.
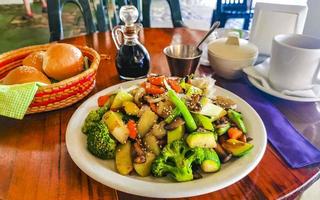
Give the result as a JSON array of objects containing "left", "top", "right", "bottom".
[{"left": 208, "top": 35, "right": 258, "bottom": 79}]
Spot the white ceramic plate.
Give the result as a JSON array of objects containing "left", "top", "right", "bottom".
[
  {"left": 248, "top": 76, "right": 320, "bottom": 102},
  {"left": 66, "top": 79, "right": 267, "bottom": 198}
]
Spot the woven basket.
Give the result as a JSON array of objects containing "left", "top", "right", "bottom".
[{"left": 0, "top": 43, "right": 100, "bottom": 114}]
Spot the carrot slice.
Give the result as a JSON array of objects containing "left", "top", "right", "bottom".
[
  {"left": 147, "top": 76, "right": 165, "bottom": 86},
  {"left": 145, "top": 82, "right": 165, "bottom": 95},
  {"left": 228, "top": 127, "right": 243, "bottom": 140},
  {"left": 127, "top": 120, "right": 138, "bottom": 139},
  {"left": 149, "top": 103, "right": 158, "bottom": 113},
  {"left": 168, "top": 79, "right": 183, "bottom": 93},
  {"left": 140, "top": 82, "right": 146, "bottom": 88},
  {"left": 97, "top": 95, "right": 110, "bottom": 107}
]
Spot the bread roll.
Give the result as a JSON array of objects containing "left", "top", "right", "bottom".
[
  {"left": 22, "top": 51, "right": 45, "bottom": 72},
  {"left": 1, "top": 66, "right": 51, "bottom": 85},
  {"left": 43, "top": 43, "right": 84, "bottom": 81}
]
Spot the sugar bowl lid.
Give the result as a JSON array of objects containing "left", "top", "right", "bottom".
[{"left": 208, "top": 33, "right": 258, "bottom": 60}]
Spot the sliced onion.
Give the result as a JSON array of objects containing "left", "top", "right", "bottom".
[
  {"left": 215, "top": 123, "right": 230, "bottom": 129},
  {"left": 144, "top": 96, "right": 164, "bottom": 103}
]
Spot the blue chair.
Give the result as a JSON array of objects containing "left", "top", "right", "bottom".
[
  {"left": 47, "top": 0, "right": 108, "bottom": 41},
  {"left": 211, "top": 0, "right": 254, "bottom": 30},
  {"left": 48, "top": 0, "right": 184, "bottom": 41}
]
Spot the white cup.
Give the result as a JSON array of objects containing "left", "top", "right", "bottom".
[{"left": 268, "top": 34, "right": 320, "bottom": 91}]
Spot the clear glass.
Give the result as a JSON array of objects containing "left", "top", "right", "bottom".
[
  {"left": 112, "top": 5, "right": 150, "bottom": 80},
  {"left": 115, "top": 36, "right": 150, "bottom": 80}
]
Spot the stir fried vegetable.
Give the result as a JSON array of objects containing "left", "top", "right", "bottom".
[
  {"left": 228, "top": 127, "right": 243, "bottom": 140},
  {"left": 87, "top": 122, "right": 116, "bottom": 159},
  {"left": 228, "top": 109, "right": 247, "bottom": 133},
  {"left": 193, "top": 113, "right": 214, "bottom": 131},
  {"left": 115, "top": 142, "right": 133, "bottom": 175},
  {"left": 201, "top": 148, "right": 221, "bottom": 172},
  {"left": 167, "top": 88, "right": 197, "bottom": 132},
  {"left": 186, "top": 132, "right": 217, "bottom": 148},
  {"left": 144, "top": 82, "right": 165, "bottom": 95},
  {"left": 167, "top": 79, "right": 183, "bottom": 93},
  {"left": 167, "top": 125, "right": 185, "bottom": 144},
  {"left": 147, "top": 76, "right": 165, "bottom": 86},
  {"left": 137, "top": 107, "right": 158, "bottom": 137},
  {"left": 222, "top": 139, "right": 253, "bottom": 157},
  {"left": 151, "top": 140, "right": 204, "bottom": 182},
  {"left": 133, "top": 152, "right": 156, "bottom": 176},
  {"left": 216, "top": 122, "right": 231, "bottom": 136},
  {"left": 127, "top": 119, "right": 138, "bottom": 139},
  {"left": 123, "top": 101, "right": 140, "bottom": 116},
  {"left": 111, "top": 90, "right": 133, "bottom": 110},
  {"left": 103, "top": 111, "right": 129, "bottom": 144},
  {"left": 81, "top": 75, "right": 255, "bottom": 182},
  {"left": 82, "top": 96, "right": 113, "bottom": 134},
  {"left": 98, "top": 95, "right": 110, "bottom": 107},
  {"left": 164, "top": 107, "right": 180, "bottom": 124}
]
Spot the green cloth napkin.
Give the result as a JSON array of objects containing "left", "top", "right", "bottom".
[{"left": 0, "top": 82, "right": 42, "bottom": 119}]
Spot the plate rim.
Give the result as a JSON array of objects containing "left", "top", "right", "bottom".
[{"left": 66, "top": 79, "right": 267, "bottom": 198}]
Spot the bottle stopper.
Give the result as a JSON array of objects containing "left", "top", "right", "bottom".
[{"left": 119, "top": 5, "right": 139, "bottom": 27}]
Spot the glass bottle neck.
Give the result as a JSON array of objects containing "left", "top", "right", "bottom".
[
  {"left": 123, "top": 35, "right": 139, "bottom": 46},
  {"left": 121, "top": 23, "right": 142, "bottom": 46}
]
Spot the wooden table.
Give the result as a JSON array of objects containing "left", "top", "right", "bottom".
[{"left": 0, "top": 28, "right": 319, "bottom": 200}]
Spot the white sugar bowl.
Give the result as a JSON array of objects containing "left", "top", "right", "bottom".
[{"left": 208, "top": 35, "right": 258, "bottom": 79}]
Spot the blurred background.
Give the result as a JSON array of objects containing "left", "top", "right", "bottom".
[{"left": 0, "top": 0, "right": 317, "bottom": 54}]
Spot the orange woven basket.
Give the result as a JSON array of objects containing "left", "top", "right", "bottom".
[{"left": 0, "top": 44, "right": 100, "bottom": 114}]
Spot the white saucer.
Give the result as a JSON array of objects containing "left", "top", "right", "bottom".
[{"left": 248, "top": 76, "right": 320, "bottom": 102}]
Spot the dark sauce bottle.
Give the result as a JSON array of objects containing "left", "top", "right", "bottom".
[
  {"left": 116, "top": 39, "right": 150, "bottom": 79},
  {"left": 112, "top": 5, "right": 150, "bottom": 80}
]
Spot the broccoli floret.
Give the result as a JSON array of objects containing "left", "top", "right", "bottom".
[
  {"left": 87, "top": 122, "right": 116, "bottom": 159},
  {"left": 151, "top": 140, "right": 205, "bottom": 182},
  {"left": 82, "top": 109, "right": 101, "bottom": 134},
  {"left": 82, "top": 95, "right": 115, "bottom": 134},
  {"left": 82, "top": 107, "right": 108, "bottom": 134}
]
